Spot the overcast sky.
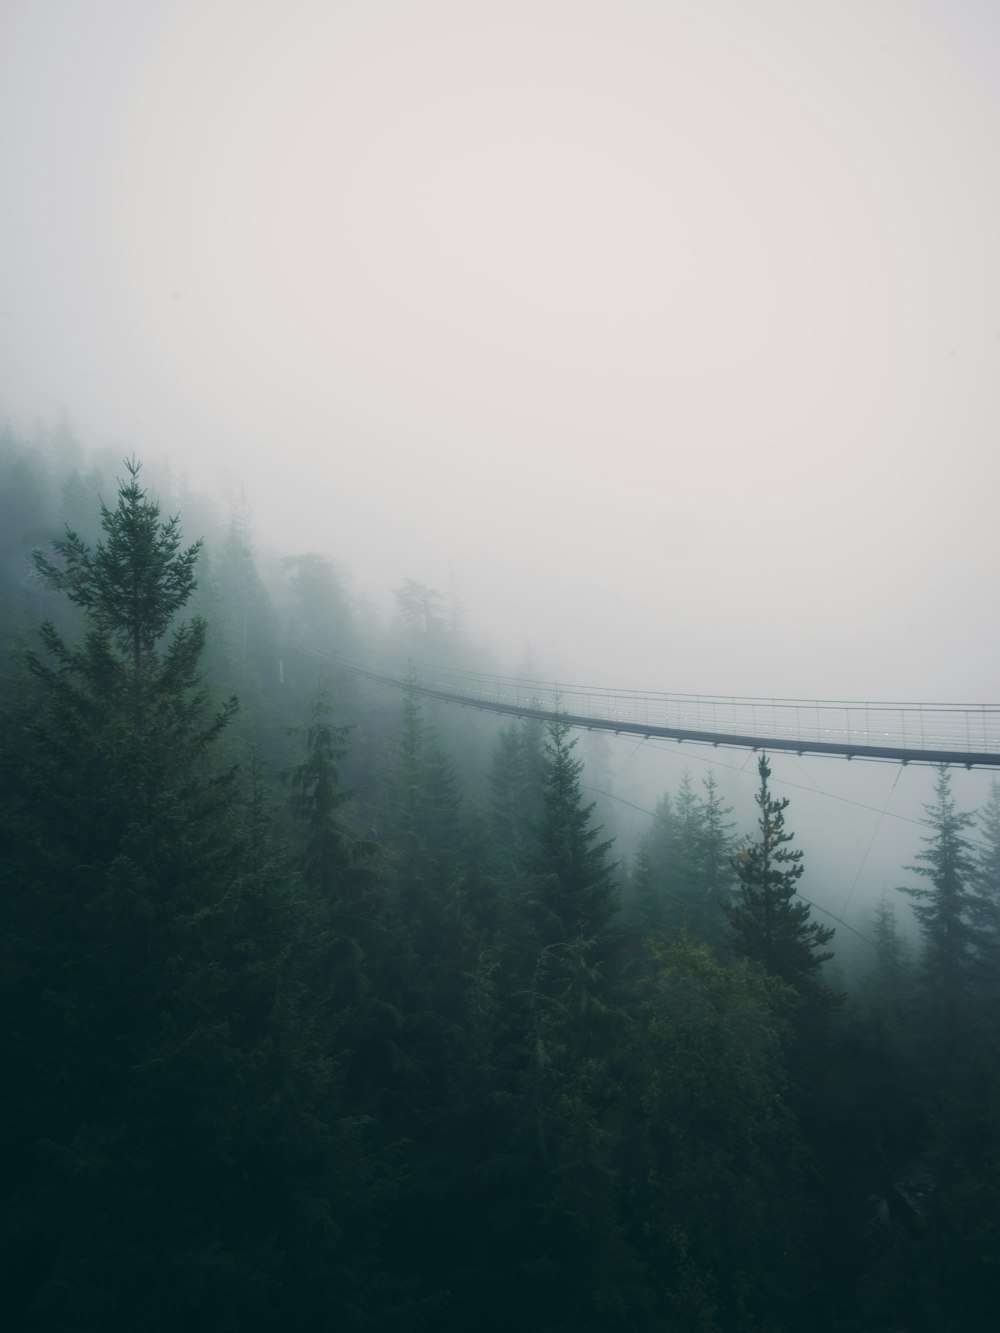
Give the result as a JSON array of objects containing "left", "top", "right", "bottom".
[{"left": 2, "top": 0, "right": 999, "bottom": 707}]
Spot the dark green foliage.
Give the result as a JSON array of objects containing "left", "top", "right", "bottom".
[
  {"left": 970, "top": 780, "right": 1000, "bottom": 1020},
  {"left": 1, "top": 461, "right": 385, "bottom": 1328},
  {"left": 855, "top": 896, "right": 914, "bottom": 1057},
  {"left": 0, "top": 439, "right": 64, "bottom": 671},
  {"left": 898, "top": 766, "right": 978, "bottom": 1053},
  {"left": 382, "top": 673, "right": 463, "bottom": 975},
  {"left": 626, "top": 790, "right": 681, "bottom": 937},
  {"left": 694, "top": 772, "right": 739, "bottom": 947},
  {"left": 624, "top": 936, "right": 809, "bottom": 1331},
  {"left": 726, "top": 754, "right": 837, "bottom": 1012},
  {"left": 33, "top": 458, "right": 201, "bottom": 682},
  {"left": 469, "top": 715, "right": 631, "bottom": 1331},
  {"left": 627, "top": 771, "right": 736, "bottom": 951},
  {"left": 7, "top": 431, "right": 1000, "bottom": 1330},
  {"left": 290, "top": 683, "right": 365, "bottom": 892},
  {"left": 197, "top": 506, "right": 283, "bottom": 752},
  {"left": 287, "top": 681, "right": 387, "bottom": 1061},
  {"left": 489, "top": 716, "right": 546, "bottom": 874},
  {"left": 526, "top": 713, "right": 619, "bottom": 953}
]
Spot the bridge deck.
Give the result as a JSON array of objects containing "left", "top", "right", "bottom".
[{"left": 325, "top": 654, "right": 1000, "bottom": 768}]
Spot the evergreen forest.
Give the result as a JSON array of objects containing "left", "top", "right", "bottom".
[{"left": 2, "top": 428, "right": 999, "bottom": 1332}]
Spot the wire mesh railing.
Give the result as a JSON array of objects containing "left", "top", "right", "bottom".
[{"left": 322, "top": 651, "right": 1000, "bottom": 767}]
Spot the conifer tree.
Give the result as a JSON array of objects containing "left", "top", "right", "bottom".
[
  {"left": 384, "top": 672, "right": 463, "bottom": 965},
  {"left": 32, "top": 456, "right": 211, "bottom": 737},
  {"left": 626, "top": 936, "right": 808, "bottom": 1329},
  {"left": 491, "top": 714, "right": 628, "bottom": 1331},
  {"left": 288, "top": 681, "right": 383, "bottom": 1026},
  {"left": 377, "top": 672, "right": 466, "bottom": 1128},
  {"left": 291, "top": 683, "right": 363, "bottom": 894},
  {"left": 200, "top": 503, "right": 282, "bottom": 749},
  {"left": 693, "top": 771, "right": 738, "bottom": 949},
  {"left": 971, "top": 780, "right": 1000, "bottom": 1013},
  {"left": 2, "top": 461, "right": 384, "bottom": 1328},
  {"left": 629, "top": 790, "right": 680, "bottom": 935},
  {"left": 726, "top": 754, "right": 836, "bottom": 1010},
  {"left": 898, "top": 765, "right": 978, "bottom": 1051},
  {"left": 527, "top": 713, "right": 619, "bottom": 954},
  {"left": 626, "top": 772, "right": 735, "bottom": 953},
  {"left": 489, "top": 716, "right": 546, "bottom": 874}
]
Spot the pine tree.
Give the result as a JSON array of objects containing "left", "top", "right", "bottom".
[
  {"left": 290, "top": 682, "right": 365, "bottom": 896},
  {"left": 201, "top": 503, "right": 281, "bottom": 745},
  {"left": 626, "top": 936, "right": 808, "bottom": 1330},
  {"left": 491, "top": 714, "right": 628, "bottom": 1331},
  {"left": 971, "top": 780, "right": 1000, "bottom": 1015},
  {"left": 726, "top": 754, "right": 836, "bottom": 1010},
  {"left": 857, "top": 895, "right": 913, "bottom": 1047},
  {"left": 384, "top": 671, "right": 463, "bottom": 971},
  {"left": 2, "top": 461, "right": 385, "bottom": 1328},
  {"left": 625, "top": 791, "right": 679, "bottom": 940},
  {"left": 692, "top": 771, "right": 738, "bottom": 950},
  {"left": 626, "top": 772, "right": 736, "bottom": 953},
  {"left": 32, "top": 456, "right": 211, "bottom": 737},
  {"left": 489, "top": 716, "right": 546, "bottom": 874},
  {"left": 527, "top": 713, "right": 619, "bottom": 954},
  {"left": 897, "top": 765, "right": 978, "bottom": 1051},
  {"left": 288, "top": 681, "right": 383, "bottom": 1027}
]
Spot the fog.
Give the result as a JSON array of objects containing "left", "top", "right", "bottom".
[{"left": 3, "top": 1, "right": 1000, "bottom": 938}]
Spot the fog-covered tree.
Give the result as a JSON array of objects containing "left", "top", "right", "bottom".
[
  {"left": 971, "top": 780, "right": 1000, "bottom": 1017},
  {"left": 32, "top": 456, "right": 211, "bottom": 741},
  {"left": 489, "top": 715, "right": 546, "bottom": 873},
  {"left": 897, "top": 766, "right": 978, "bottom": 1051},
  {"left": 527, "top": 713, "right": 619, "bottom": 954},
  {"left": 627, "top": 789, "right": 682, "bottom": 938},
  {"left": 866, "top": 895, "right": 911, "bottom": 1020},
  {"left": 627, "top": 772, "right": 736, "bottom": 953},
  {"left": 727, "top": 754, "right": 836, "bottom": 1011},
  {"left": 625, "top": 936, "right": 808, "bottom": 1330},
  {"left": 693, "top": 771, "right": 739, "bottom": 948},
  {"left": 283, "top": 551, "right": 355, "bottom": 655},
  {"left": 1, "top": 461, "right": 384, "bottom": 1327},
  {"left": 395, "top": 577, "right": 447, "bottom": 641}
]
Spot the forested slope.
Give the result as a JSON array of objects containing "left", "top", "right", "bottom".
[{"left": 2, "top": 430, "right": 999, "bottom": 1331}]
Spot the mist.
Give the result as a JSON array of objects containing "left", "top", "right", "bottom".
[
  {"left": 3, "top": 0, "right": 1000, "bottom": 701},
  {"left": 4, "top": 0, "right": 1000, "bottom": 951},
  {"left": 3, "top": 5, "right": 1000, "bottom": 1324}
]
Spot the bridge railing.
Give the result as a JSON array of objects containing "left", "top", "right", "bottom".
[{"left": 324, "top": 652, "right": 1000, "bottom": 763}]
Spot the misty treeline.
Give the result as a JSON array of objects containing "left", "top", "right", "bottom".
[{"left": 1, "top": 427, "right": 999, "bottom": 1332}]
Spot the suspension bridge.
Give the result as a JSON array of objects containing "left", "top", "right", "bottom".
[{"left": 322, "top": 652, "right": 1000, "bottom": 769}]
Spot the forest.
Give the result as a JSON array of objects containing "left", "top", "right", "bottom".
[{"left": 2, "top": 425, "right": 999, "bottom": 1332}]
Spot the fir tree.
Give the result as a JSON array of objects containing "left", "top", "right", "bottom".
[
  {"left": 626, "top": 936, "right": 808, "bottom": 1330},
  {"left": 288, "top": 681, "right": 383, "bottom": 1031},
  {"left": 692, "top": 771, "right": 738, "bottom": 950},
  {"left": 2, "top": 461, "right": 384, "bottom": 1328},
  {"left": 627, "top": 790, "right": 681, "bottom": 939},
  {"left": 489, "top": 716, "right": 546, "bottom": 875},
  {"left": 897, "top": 765, "right": 978, "bottom": 1052},
  {"left": 527, "top": 712, "right": 619, "bottom": 954},
  {"left": 971, "top": 780, "right": 1000, "bottom": 1017},
  {"left": 726, "top": 754, "right": 836, "bottom": 1010},
  {"left": 32, "top": 455, "right": 208, "bottom": 738}
]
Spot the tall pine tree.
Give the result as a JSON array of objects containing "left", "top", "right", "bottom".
[
  {"left": 726, "top": 754, "right": 836, "bottom": 1012},
  {"left": 897, "top": 765, "right": 978, "bottom": 1053},
  {"left": 2, "top": 460, "right": 384, "bottom": 1329}
]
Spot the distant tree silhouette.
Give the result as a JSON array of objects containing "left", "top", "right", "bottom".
[{"left": 727, "top": 754, "right": 836, "bottom": 1011}]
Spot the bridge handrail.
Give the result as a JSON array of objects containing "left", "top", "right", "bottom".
[{"left": 318, "top": 651, "right": 1000, "bottom": 767}]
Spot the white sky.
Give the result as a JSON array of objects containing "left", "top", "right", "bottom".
[{"left": 2, "top": 0, "right": 999, "bottom": 703}]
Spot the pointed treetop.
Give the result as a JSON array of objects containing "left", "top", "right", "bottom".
[{"left": 33, "top": 456, "right": 202, "bottom": 658}]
